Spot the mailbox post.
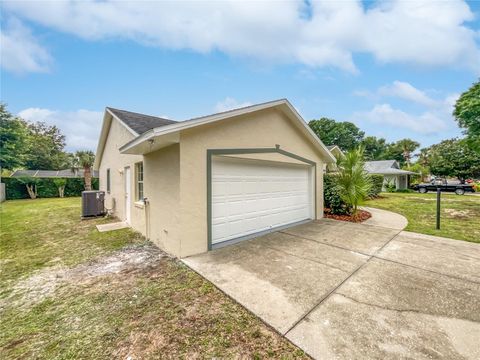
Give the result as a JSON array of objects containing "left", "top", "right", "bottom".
[{"left": 436, "top": 187, "right": 441, "bottom": 230}]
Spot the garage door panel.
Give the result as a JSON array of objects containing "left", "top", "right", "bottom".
[{"left": 211, "top": 157, "right": 314, "bottom": 245}]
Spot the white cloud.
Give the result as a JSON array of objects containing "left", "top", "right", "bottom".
[
  {"left": 351, "top": 103, "right": 448, "bottom": 134},
  {"left": 350, "top": 81, "right": 462, "bottom": 142},
  {"left": 18, "top": 108, "right": 103, "bottom": 151},
  {"left": 378, "top": 81, "right": 437, "bottom": 107},
  {"left": 214, "top": 97, "right": 252, "bottom": 112},
  {"left": 0, "top": 18, "right": 52, "bottom": 74},
  {"left": 1, "top": 0, "right": 479, "bottom": 73}
]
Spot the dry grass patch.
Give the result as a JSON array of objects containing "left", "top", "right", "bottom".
[{"left": 0, "top": 198, "right": 308, "bottom": 359}]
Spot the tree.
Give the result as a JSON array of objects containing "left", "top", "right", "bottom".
[
  {"left": 53, "top": 178, "right": 67, "bottom": 198},
  {"left": 453, "top": 80, "right": 480, "bottom": 153},
  {"left": 0, "top": 104, "right": 31, "bottom": 170},
  {"left": 361, "top": 136, "right": 388, "bottom": 160},
  {"left": 416, "top": 147, "right": 430, "bottom": 167},
  {"left": 383, "top": 139, "right": 420, "bottom": 166},
  {"left": 396, "top": 138, "right": 420, "bottom": 166},
  {"left": 25, "top": 122, "right": 69, "bottom": 170},
  {"left": 17, "top": 177, "right": 40, "bottom": 199},
  {"left": 335, "top": 146, "right": 372, "bottom": 218},
  {"left": 309, "top": 118, "right": 365, "bottom": 151},
  {"left": 71, "top": 151, "right": 95, "bottom": 190},
  {"left": 427, "top": 139, "right": 480, "bottom": 183}
]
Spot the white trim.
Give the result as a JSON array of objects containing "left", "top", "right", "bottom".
[
  {"left": 105, "top": 108, "right": 139, "bottom": 137},
  {"left": 134, "top": 200, "right": 145, "bottom": 209},
  {"left": 93, "top": 109, "right": 140, "bottom": 170},
  {"left": 119, "top": 99, "right": 336, "bottom": 162}
]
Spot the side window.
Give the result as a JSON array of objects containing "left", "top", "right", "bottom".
[
  {"left": 135, "top": 162, "right": 144, "bottom": 201},
  {"left": 106, "top": 168, "right": 111, "bottom": 193}
]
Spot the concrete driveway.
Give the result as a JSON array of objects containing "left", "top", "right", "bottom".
[{"left": 183, "top": 219, "right": 480, "bottom": 359}]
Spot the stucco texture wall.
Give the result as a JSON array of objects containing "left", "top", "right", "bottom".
[
  {"left": 177, "top": 108, "right": 326, "bottom": 257},
  {"left": 143, "top": 144, "right": 181, "bottom": 254},
  {"left": 99, "top": 117, "right": 145, "bottom": 235}
]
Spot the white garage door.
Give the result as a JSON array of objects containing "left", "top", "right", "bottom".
[{"left": 211, "top": 156, "right": 314, "bottom": 245}]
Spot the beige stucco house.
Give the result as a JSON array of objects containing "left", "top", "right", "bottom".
[{"left": 94, "top": 99, "right": 335, "bottom": 258}]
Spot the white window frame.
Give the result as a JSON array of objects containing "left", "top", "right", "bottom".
[{"left": 135, "top": 162, "right": 144, "bottom": 201}]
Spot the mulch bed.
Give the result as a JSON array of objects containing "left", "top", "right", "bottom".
[{"left": 324, "top": 208, "right": 372, "bottom": 223}]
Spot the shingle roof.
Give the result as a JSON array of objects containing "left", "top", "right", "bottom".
[
  {"left": 364, "top": 160, "right": 417, "bottom": 175},
  {"left": 11, "top": 169, "right": 99, "bottom": 178},
  {"left": 107, "top": 107, "right": 176, "bottom": 135}
]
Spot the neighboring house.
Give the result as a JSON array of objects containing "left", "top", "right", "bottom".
[
  {"left": 364, "top": 160, "right": 417, "bottom": 190},
  {"left": 10, "top": 169, "right": 99, "bottom": 178},
  {"left": 324, "top": 145, "right": 344, "bottom": 173},
  {"left": 94, "top": 99, "right": 335, "bottom": 258}
]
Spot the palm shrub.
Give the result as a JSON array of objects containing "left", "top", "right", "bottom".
[
  {"left": 335, "top": 146, "right": 372, "bottom": 218},
  {"left": 324, "top": 174, "right": 352, "bottom": 215}
]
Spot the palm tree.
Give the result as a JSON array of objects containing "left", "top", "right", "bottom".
[
  {"left": 71, "top": 150, "right": 95, "bottom": 190},
  {"left": 397, "top": 139, "right": 420, "bottom": 167},
  {"left": 335, "top": 146, "right": 372, "bottom": 218}
]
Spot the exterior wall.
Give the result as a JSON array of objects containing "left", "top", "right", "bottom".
[
  {"left": 383, "top": 175, "right": 405, "bottom": 191},
  {"left": 98, "top": 117, "right": 145, "bottom": 235},
  {"left": 143, "top": 144, "right": 181, "bottom": 255},
  {"left": 177, "top": 108, "right": 326, "bottom": 257}
]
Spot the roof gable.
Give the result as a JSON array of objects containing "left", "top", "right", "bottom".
[
  {"left": 364, "top": 160, "right": 397, "bottom": 173},
  {"left": 106, "top": 107, "right": 176, "bottom": 135},
  {"left": 118, "top": 99, "right": 336, "bottom": 162}
]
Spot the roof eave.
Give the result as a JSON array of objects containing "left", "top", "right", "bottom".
[{"left": 119, "top": 99, "right": 336, "bottom": 163}]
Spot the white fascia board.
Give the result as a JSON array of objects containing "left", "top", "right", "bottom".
[
  {"left": 105, "top": 108, "right": 139, "bottom": 137},
  {"left": 93, "top": 111, "right": 111, "bottom": 170},
  {"left": 119, "top": 99, "right": 336, "bottom": 163},
  {"left": 94, "top": 109, "right": 141, "bottom": 170},
  {"left": 281, "top": 101, "right": 336, "bottom": 163},
  {"left": 119, "top": 99, "right": 287, "bottom": 153}
]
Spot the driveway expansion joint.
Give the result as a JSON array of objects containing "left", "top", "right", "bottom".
[
  {"left": 283, "top": 229, "right": 403, "bottom": 336},
  {"left": 261, "top": 244, "right": 351, "bottom": 274},
  {"left": 372, "top": 255, "right": 480, "bottom": 285},
  {"left": 279, "top": 230, "right": 371, "bottom": 257}
]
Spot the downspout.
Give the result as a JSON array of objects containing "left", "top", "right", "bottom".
[{"left": 144, "top": 197, "right": 150, "bottom": 240}]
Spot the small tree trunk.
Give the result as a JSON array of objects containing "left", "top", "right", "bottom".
[
  {"left": 58, "top": 186, "right": 65, "bottom": 198},
  {"left": 26, "top": 184, "right": 37, "bottom": 199},
  {"left": 84, "top": 166, "right": 92, "bottom": 191}
]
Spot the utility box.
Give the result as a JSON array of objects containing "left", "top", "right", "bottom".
[{"left": 82, "top": 190, "right": 105, "bottom": 218}]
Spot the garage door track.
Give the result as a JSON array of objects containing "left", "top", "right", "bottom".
[{"left": 183, "top": 219, "right": 480, "bottom": 359}]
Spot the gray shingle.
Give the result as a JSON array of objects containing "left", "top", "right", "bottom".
[
  {"left": 364, "top": 160, "right": 397, "bottom": 173},
  {"left": 107, "top": 107, "right": 176, "bottom": 135},
  {"left": 364, "top": 160, "right": 417, "bottom": 175}
]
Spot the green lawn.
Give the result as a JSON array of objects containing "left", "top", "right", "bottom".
[
  {"left": 0, "top": 198, "right": 307, "bottom": 359},
  {"left": 365, "top": 192, "right": 480, "bottom": 243}
]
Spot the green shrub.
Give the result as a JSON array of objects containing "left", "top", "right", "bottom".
[
  {"left": 395, "top": 188, "right": 414, "bottom": 193},
  {"left": 368, "top": 174, "right": 384, "bottom": 198},
  {"left": 335, "top": 147, "right": 372, "bottom": 216},
  {"left": 2, "top": 177, "right": 99, "bottom": 200},
  {"left": 384, "top": 179, "right": 396, "bottom": 193},
  {"left": 324, "top": 174, "right": 352, "bottom": 215}
]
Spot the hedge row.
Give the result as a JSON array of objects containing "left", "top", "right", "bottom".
[{"left": 2, "top": 177, "right": 99, "bottom": 200}]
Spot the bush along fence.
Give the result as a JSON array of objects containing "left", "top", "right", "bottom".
[{"left": 2, "top": 177, "right": 99, "bottom": 200}]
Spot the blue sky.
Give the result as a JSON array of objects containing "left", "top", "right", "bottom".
[{"left": 1, "top": 0, "right": 479, "bottom": 152}]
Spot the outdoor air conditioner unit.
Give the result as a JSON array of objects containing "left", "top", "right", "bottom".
[{"left": 82, "top": 190, "right": 105, "bottom": 218}]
